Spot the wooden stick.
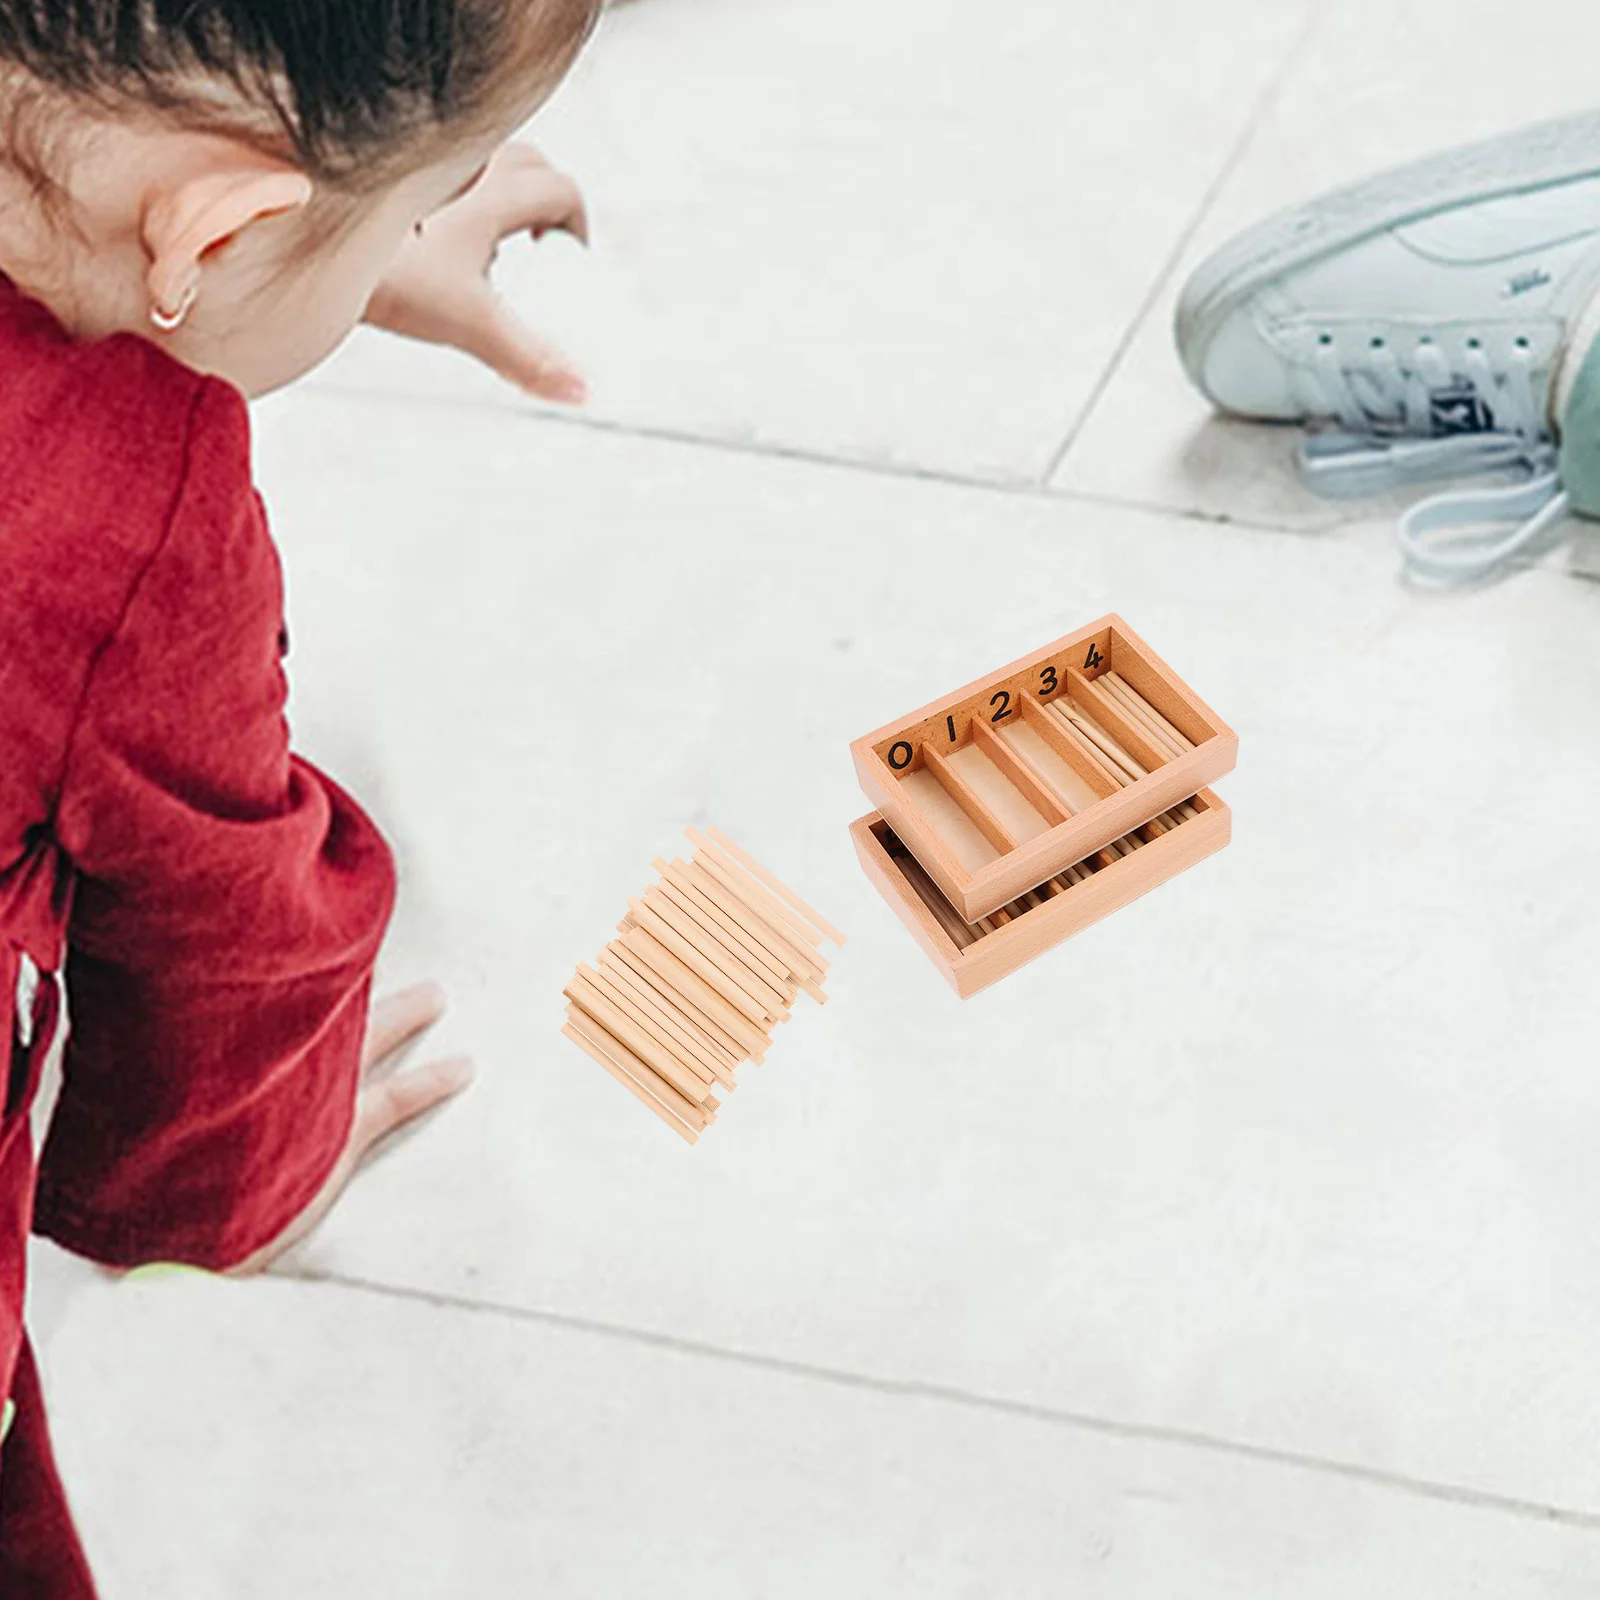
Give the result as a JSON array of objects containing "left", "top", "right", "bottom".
[
  {"left": 608, "top": 942, "right": 753, "bottom": 1067},
  {"left": 1106, "top": 672, "right": 1195, "bottom": 751},
  {"left": 1047, "top": 707, "right": 1126, "bottom": 789},
  {"left": 1058, "top": 704, "right": 1147, "bottom": 782},
  {"left": 688, "top": 856, "right": 829, "bottom": 983},
  {"left": 689, "top": 855, "right": 830, "bottom": 994},
  {"left": 655, "top": 859, "right": 793, "bottom": 986},
  {"left": 651, "top": 878, "right": 796, "bottom": 1004},
  {"left": 597, "top": 949, "right": 738, "bottom": 1088},
  {"left": 896, "top": 852, "right": 977, "bottom": 949},
  {"left": 612, "top": 930, "right": 763, "bottom": 1063},
  {"left": 1100, "top": 674, "right": 1185, "bottom": 758},
  {"left": 702, "top": 825, "right": 847, "bottom": 946},
  {"left": 628, "top": 898, "right": 774, "bottom": 1026},
  {"left": 564, "top": 1007, "right": 712, "bottom": 1130},
  {"left": 565, "top": 971, "right": 712, "bottom": 1105},
  {"left": 688, "top": 837, "right": 832, "bottom": 966},
  {"left": 562, "top": 1022, "right": 698, "bottom": 1145},
  {"left": 618, "top": 925, "right": 771, "bottom": 1056},
  {"left": 641, "top": 885, "right": 790, "bottom": 1017},
  {"left": 577, "top": 962, "right": 716, "bottom": 1087}
]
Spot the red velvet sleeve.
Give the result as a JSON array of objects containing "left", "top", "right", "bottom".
[{"left": 31, "top": 379, "right": 396, "bottom": 1271}]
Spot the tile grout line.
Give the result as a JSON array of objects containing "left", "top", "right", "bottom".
[
  {"left": 304, "top": 375, "right": 1354, "bottom": 541},
  {"left": 303, "top": 370, "right": 1596, "bottom": 581},
  {"left": 1035, "top": 1, "right": 1328, "bottom": 489},
  {"left": 276, "top": 1264, "right": 1600, "bottom": 1533}
]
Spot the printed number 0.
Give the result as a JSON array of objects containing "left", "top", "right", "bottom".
[
  {"left": 888, "top": 741, "right": 914, "bottom": 770},
  {"left": 990, "top": 690, "right": 1013, "bottom": 723}
]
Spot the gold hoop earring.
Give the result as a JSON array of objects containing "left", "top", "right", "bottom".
[{"left": 149, "top": 282, "right": 197, "bottom": 333}]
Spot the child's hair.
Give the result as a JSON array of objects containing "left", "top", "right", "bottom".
[{"left": 0, "top": 0, "right": 601, "bottom": 189}]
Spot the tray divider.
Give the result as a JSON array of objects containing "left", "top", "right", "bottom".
[
  {"left": 1107, "top": 628, "right": 1219, "bottom": 747},
  {"left": 1066, "top": 671, "right": 1172, "bottom": 772},
  {"left": 971, "top": 718, "right": 1073, "bottom": 826},
  {"left": 1017, "top": 695, "right": 1120, "bottom": 802},
  {"left": 923, "top": 745, "right": 1019, "bottom": 856}
]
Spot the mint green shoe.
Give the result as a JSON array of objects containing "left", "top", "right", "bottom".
[{"left": 1176, "top": 109, "right": 1600, "bottom": 579}]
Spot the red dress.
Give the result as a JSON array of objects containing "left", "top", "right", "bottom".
[{"left": 0, "top": 275, "right": 395, "bottom": 1592}]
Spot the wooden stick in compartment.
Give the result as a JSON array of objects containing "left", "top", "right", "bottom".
[
  {"left": 1015, "top": 695, "right": 1122, "bottom": 804},
  {"left": 563, "top": 827, "right": 843, "bottom": 1142},
  {"left": 887, "top": 793, "right": 1215, "bottom": 955},
  {"left": 1102, "top": 671, "right": 1196, "bottom": 754}
]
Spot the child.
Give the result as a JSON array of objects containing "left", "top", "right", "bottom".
[{"left": 0, "top": 0, "right": 600, "bottom": 1589}]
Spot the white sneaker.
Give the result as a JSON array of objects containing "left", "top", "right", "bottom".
[{"left": 1176, "top": 110, "right": 1600, "bottom": 578}]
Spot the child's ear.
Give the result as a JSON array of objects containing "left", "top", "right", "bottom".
[{"left": 140, "top": 147, "right": 313, "bottom": 326}]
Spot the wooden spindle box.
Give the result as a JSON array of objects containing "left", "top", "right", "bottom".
[{"left": 849, "top": 615, "right": 1235, "bottom": 997}]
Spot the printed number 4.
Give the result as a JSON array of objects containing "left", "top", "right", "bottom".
[{"left": 1084, "top": 644, "right": 1105, "bottom": 670}]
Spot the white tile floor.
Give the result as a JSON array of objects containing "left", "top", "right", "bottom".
[{"left": 28, "top": 0, "right": 1600, "bottom": 1593}]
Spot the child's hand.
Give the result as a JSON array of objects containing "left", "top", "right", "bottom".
[
  {"left": 363, "top": 142, "right": 590, "bottom": 404},
  {"left": 226, "top": 982, "right": 474, "bottom": 1275}
]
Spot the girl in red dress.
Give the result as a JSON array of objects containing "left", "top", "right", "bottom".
[{"left": 0, "top": 3, "right": 598, "bottom": 1589}]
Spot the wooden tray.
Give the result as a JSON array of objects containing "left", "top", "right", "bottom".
[
  {"left": 851, "top": 792, "right": 1231, "bottom": 999},
  {"left": 849, "top": 615, "right": 1236, "bottom": 921}
]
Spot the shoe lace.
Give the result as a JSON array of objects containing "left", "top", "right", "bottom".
[{"left": 1295, "top": 335, "right": 1569, "bottom": 580}]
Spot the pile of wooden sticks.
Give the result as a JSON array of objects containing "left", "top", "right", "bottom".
[{"left": 563, "top": 826, "right": 845, "bottom": 1144}]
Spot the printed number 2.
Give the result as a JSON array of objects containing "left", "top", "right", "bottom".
[{"left": 990, "top": 690, "right": 1013, "bottom": 723}]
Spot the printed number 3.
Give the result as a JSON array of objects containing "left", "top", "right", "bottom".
[{"left": 1039, "top": 665, "right": 1057, "bottom": 695}]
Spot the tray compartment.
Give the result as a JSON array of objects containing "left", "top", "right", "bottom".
[{"left": 851, "top": 790, "right": 1231, "bottom": 998}]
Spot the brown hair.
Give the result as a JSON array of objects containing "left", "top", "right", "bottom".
[{"left": 0, "top": 0, "right": 601, "bottom": 189}]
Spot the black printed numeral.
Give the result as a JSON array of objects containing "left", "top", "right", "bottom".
[
  {"left": 1039, "top": 665, "right": 1058, "bottom": 696},
  {"left": 989, "top": 690, "right": 1013, "bottom": 723},
  {"left": 888, "top": 741, "right": 914, "bottom": 771},
  {"left": 947, "top": 715, "right": 957, "bottom": 742},
  {"left": 1083, "top": 644, "right": 1105, "bottom": 671}
]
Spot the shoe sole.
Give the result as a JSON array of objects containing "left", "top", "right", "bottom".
[{"left": 1176, "top": 108, "right": 1600, "bottom": 397}]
